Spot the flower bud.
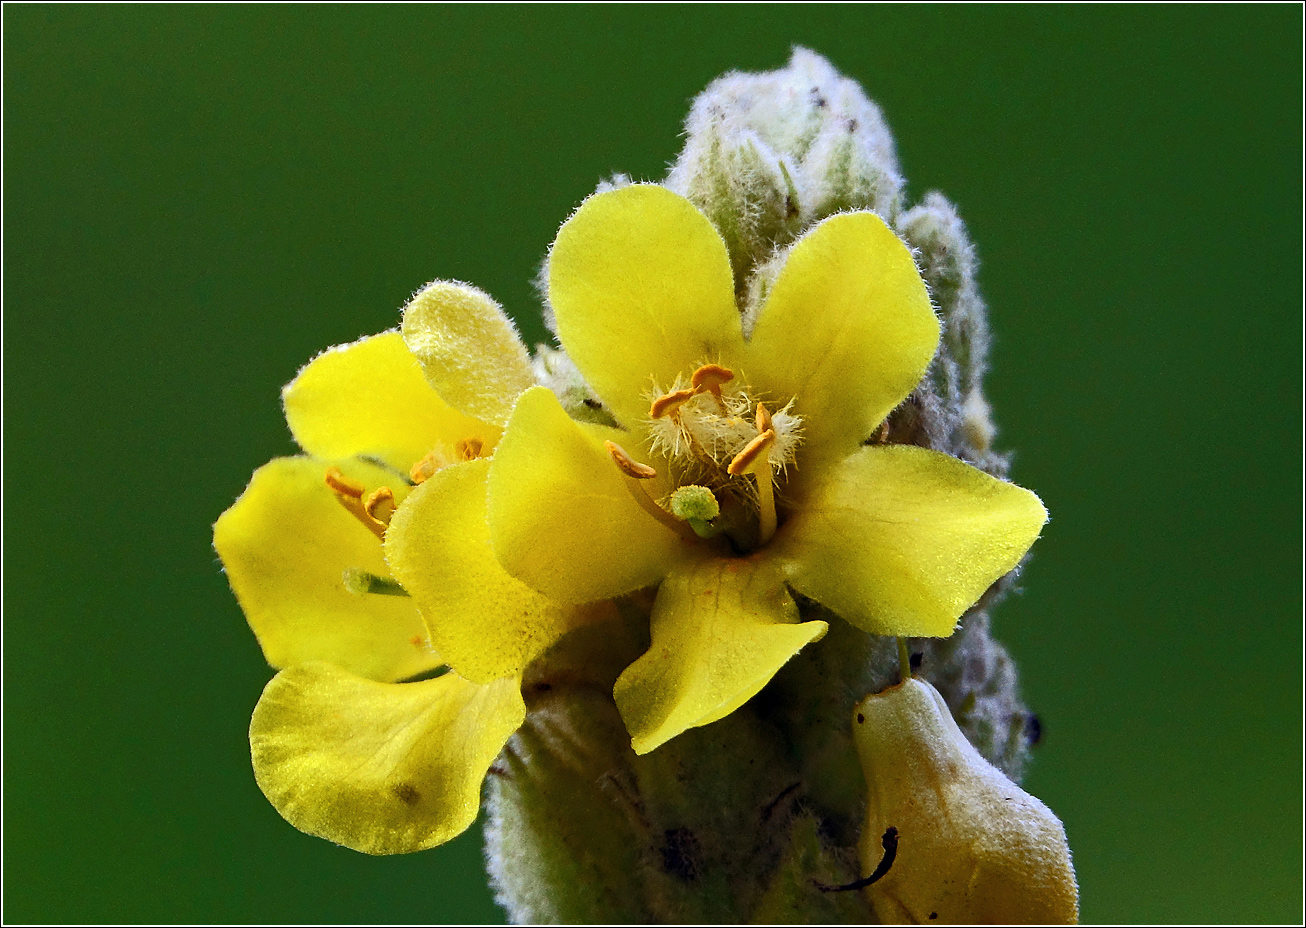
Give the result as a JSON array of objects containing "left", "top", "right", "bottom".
[
  {"left": 852, "top": 677, "right": 1078, "bottom": 924},
  {"left": 666, "top": 109, "right": 797, "bottom": 287},
  {"left": 665, "top": 48, "right": 906, "bottom": 290}
]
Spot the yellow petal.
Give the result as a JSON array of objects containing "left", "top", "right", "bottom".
[
  {"left": 488, "top": 386, "right": 695, "bottom": 604},
  {"left": 283, "top": 330, "right": 499, "bottom": 471},
  {"left": 548, "top": 184, "right": 746, "bottom": 429},
  {"left": 613, "top": 557, "right": 827, "bottom": 754},
  {"left": 852, "top": 678, "right": 1078, "bottom": 923},
  {"left": 775, "top": 444, "right": 1047, "bottom": 638},
  {"left": 250, "top": 663, "right": 525, "bottom": 855},
  {"left": 214, "top": 456, "right": 438, "bottom": 682},
  {"left": 747, "top": 212, "right": 939, "bottom": 474},
  {"left": 386, "top": 458, "right": 613, "bottom": 683},
  {"left": 401, "top": 280, "right": 536, "bottom": 428}
]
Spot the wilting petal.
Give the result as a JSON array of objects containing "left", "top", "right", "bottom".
[
  {"left": 747, "top": 212, "right": 939, "bottom": 475},
  {"left": 386, "top": 458, "right": 614, "bottom": 683},
  {"left": 282, "top": 330, "right": 499, "bottom": 471},
  {"left": 250, "top": 663, "right": 525, "bottom": 855},
  {"left": 214, "top": 456, "right": 438, "bottom": 682},
  {"left": 548, "top": 185, "right": 746, "bottom": 429},
  {"left": 775, "top": 444, "right": 1047, "bottom": 638},
  {"left": 852, "top": 678, "right": 1078, "bottom": 923},
  {"left": 613, "top": 557, "right": 827, "bottom": 754},
  {"left": 488, "top": 386, "right": 695, "bottom": 604},
  {"left": 401, "top": 280, "right": 536, "bottom": 428}
]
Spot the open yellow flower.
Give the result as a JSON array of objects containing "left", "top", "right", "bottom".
[
  {"left": 216, "top": 284, "right": 604, "bottom": 853},
  {"left": 487, "top": 184, "right": 1048, "bottom": 754}
]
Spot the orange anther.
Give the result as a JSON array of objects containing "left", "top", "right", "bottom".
[
  {"left": 691, "top": 364, "right": 735, "bottom": 396},
  {"left": 325, "top": 467, "right": 364, "bottom": 499},
  {"left": 456, "top": 438, "right": 484, "bottom": 461},
  {"left": 409, "top": 450, "right": 444, "bottom": 485},
  {"left": 755, "top": 401, "right": 773, "bottom": 434},
  {"left": 325, "top": 468, "right": 388, "bottom": 541},
  {"left": 605, "top": 441, "right": 658, "bottom": 479},
  {"left": 365, "top": 486, "right": 396, "bottom": 525},
  {"left": 728, "top": 428, "right": 777, "bottom": 476},
  {"left": 650, "top": 388, "right": 696, "bottom": 419},
  {"left": 603, "top": 441, "right": 699, "bottom": 540}
]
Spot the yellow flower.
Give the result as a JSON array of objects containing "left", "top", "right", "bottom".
[
  {"left": 215, "top": 284, "right": 604, "bottom": 853},
  {"left": 851, "top": 677, "right": 1079, "bottom": 923},
  {"left": 486, "top": 184, "right": 1048, "bottom": 754}
]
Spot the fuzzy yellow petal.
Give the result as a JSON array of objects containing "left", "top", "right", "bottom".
[
  {"left": 401, "top": 280, "right": 536, "bottom": 428},
  {"left": 250, "top": 663, "right": 524, "bottom": 855},
  {"left": 386, "top": 458, "right": 613, "bottom": 683},
  {"left": 613, "top": 558, "right": 827, "bottom": 754},
  {"left": 488, "top": 386, "right": 695, "bottom": 604},
  {"left": 853, "top": 678, "right": 1078, "bottom": 923},
  {"left": 747, "top": 212, "right": 939, "bottom": 474},
  {"left": 548, "top": 185, "right": 746, "bottom": 429},
  {"left": 775, "top": 444, "right": 1047, "bottom": 638},
  {"left": 214, "top": 456, "right": 438, "bottom": 682},
  {"left": 283, "top": 330, "right": 499, "bottom": 471}
]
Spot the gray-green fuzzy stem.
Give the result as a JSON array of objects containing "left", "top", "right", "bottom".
[{"left": 488, "top": 49, "right": 1038, "bottom": 923}]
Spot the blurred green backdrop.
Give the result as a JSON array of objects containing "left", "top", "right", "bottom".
[{"left": 5, "top": 5, "right": 1301, "bottom": 924}]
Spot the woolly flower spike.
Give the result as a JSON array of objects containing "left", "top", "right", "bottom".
[
  {"left": 851, "top": 678, "right": 1079, "bottom": 923},
  {"left": 488, "top": 184, "right": 1047, "bottom": 754},
  {"left": 215, "top": 282, "right": 607, "bottom": 854}
]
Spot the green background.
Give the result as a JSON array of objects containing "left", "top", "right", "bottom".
[{"left": 5, "top": 5, "right": 1301, "bottom": 923}]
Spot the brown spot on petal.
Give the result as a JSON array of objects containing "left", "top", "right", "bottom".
[{"left": 392, "top": 783, "right": 421, "bottom": 806}]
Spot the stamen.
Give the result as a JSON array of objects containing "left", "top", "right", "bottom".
[
  {"left": 605, "top": 440, "right": 658, "bottom": 479},
  {"left": 650, "top": 388, "right": 696, "bottom": 419},
  {"left": 409, "top": 450, "right": 444, "bottom": 485},
  {"left": 456, "top": 438, "right": 484, "bottom": 461},
  {"left": 727, "top": 429, "right": 777, "bottom": 476},
  {"left": 325, "top": 467, "right": 364, "bottom": 499},
  {"left": 604, "top": 441, "right": 696, "bottom": 538},
  {"left": 691, "top": 364, "right": 734, "bottom": 409},
  {"left": 727, "top": 429, "right": 778, "bottom": 545},
  {"left": 755, "top": 401, "right": 774, "bottom": 434},
  {"left": 365, "top": 486, "right": 396, "bottom": 525},
  {"left": 325, "top": 467, "right": 388, "bottom": 541}
]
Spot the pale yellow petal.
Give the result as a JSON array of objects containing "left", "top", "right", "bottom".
[
  {"left": 401, "top": 280, "right": 536, "bottom": 428},
  {"left": 853, "top": 678, "right": 1078, "bottom": 923},
  {"left": 488, "top": 386, "right": 696, "bottom": 604},
  {"left": 250, "top": 663, "right": 524, "bottom": 855},
  {"left": 283, "top": 330, "right": 499, "bottom": 471},
  {"left": 386, "top": 458, "right": 614, "bottom": 683},
  {"left": 548, "top": 184, "right": 746, "bottom": 429},
  {"left": 774, "top": 444, "right": 1047, "bottom": 637},
  {"left": 213, "top": 456, "right": 438, "bottom": 682},
  {"left": 747, "top": 212, "right": 939, "bottom": 474},
  {"left": 613, "top": 557, "right": 827, "bottom": 754}
]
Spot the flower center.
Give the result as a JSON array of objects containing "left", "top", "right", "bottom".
[
  {"left": 606, "top": 363, "right": 803, "bottom": 552},
  {"left": 325, "top": 439, "right": 485, "bottom": 543}
]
